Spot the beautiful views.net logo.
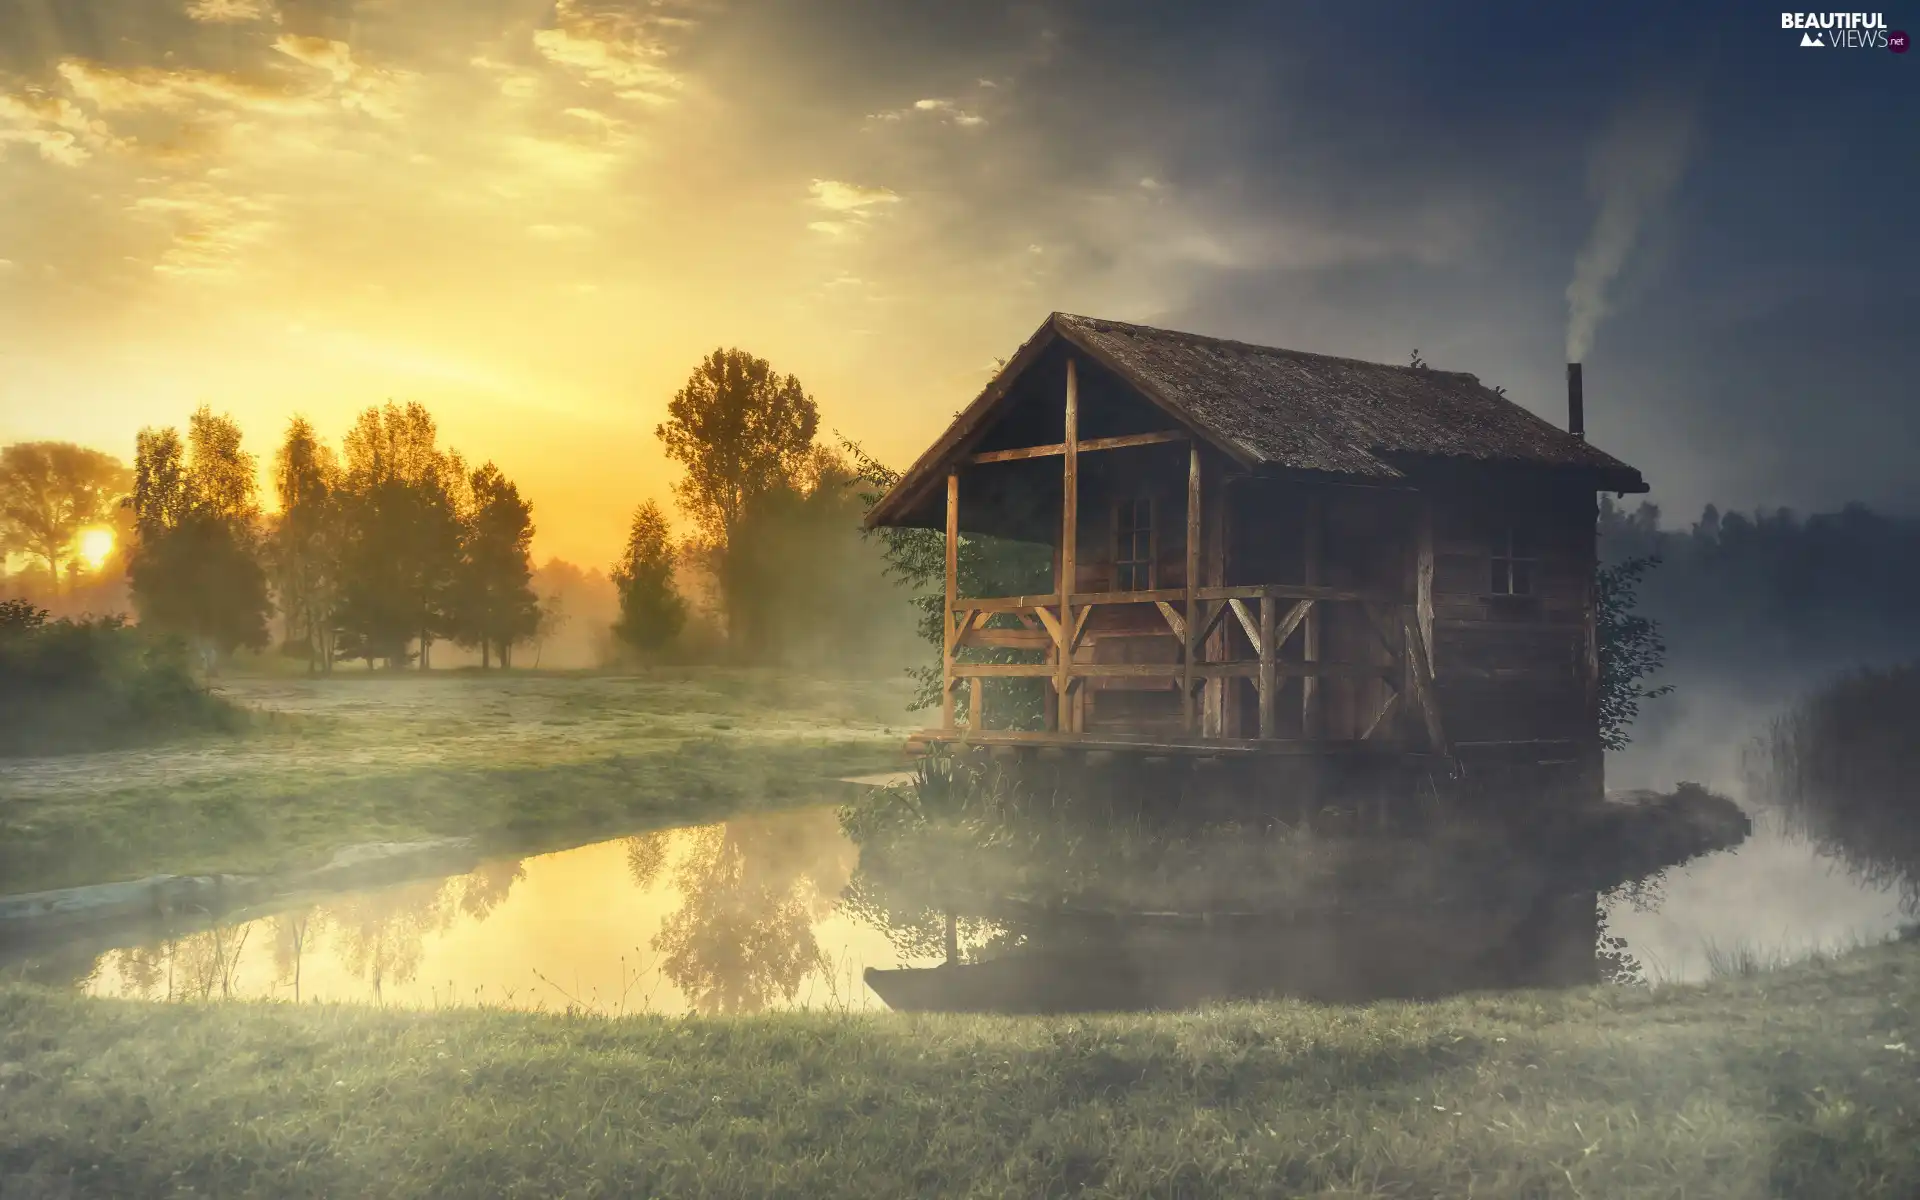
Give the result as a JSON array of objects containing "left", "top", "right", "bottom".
[{"left": 1781, "top": 12, "right": 1908, "bottom": 50}]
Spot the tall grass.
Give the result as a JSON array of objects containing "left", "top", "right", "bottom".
[{"left": 1749, "top": 662, "right": 1920, "bottom": 912}]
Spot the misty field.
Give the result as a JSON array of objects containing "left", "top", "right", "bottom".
[
  {"left": 0, "top": 937, "right": 1915, "bottom": 1198},
  {"left": 0, "top": 670, "right": 917, "bottom": 894}
]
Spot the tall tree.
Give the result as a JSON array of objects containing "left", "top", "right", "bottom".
[
  {"left": 611, "top": 500, "right": 685, "bottom": 657},
  {"left": 450, "top": 462, "right": 540, "bottom": 668},
  {"left": 127, "top": 409, "right": 272, "bottom": 667},
  {"left": 0, "top": 442, "right": 132, "bottom": 595},
  {"left": 655, "top": 348, "right": 819, "bottom": 653},
  {"left": 270, "top": 417, "right": 344, "bottom": 673},
  {"left": 334, "top": 402, "right": 464, "bottom": 670}
]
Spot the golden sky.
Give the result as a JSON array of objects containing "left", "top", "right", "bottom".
[
  {"left": 4, "top": 1, "right": 1914, "bottom": 570},
  {"left": 0, "top": 0, "right": 1116, "bottom": 567}
]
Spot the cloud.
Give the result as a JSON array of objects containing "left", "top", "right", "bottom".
[
  {"left": 0, "top": 89, "right": 114, "bottom": 165},
  {"left": 1565, "top": 86, "right": 1699, "bottom": 360},
  {"left": 56, "top": 59, "right": 315, "bottom": 115},
  {"left": 185, "top": 0, "right": 273, "bottom": 23},
  {"left": 808, "top": 179, "right": 899, "bottom": 213},
  {"left": 868, "top": 97, "right": 987, "bottom": 128},
  {"left": 272, "top": 36, "right": 406, "bottom": 121},
  {"left": 533, "top": 0, "right": 690, "bottom": 105},
  {"left": 129, "top": 180, "right": 276, "bottom": 278}
]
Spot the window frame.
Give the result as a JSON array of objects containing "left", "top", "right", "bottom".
[
  {"left": 1488, "top": 523, "right": 1538, "bottom": 597},
  {"left": 1112, "top": 493, "right": 1158, "bottom": 592}
]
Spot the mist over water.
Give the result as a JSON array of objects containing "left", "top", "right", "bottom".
[{"left": 1603, "top": 672, "right": 1908, "bottom": 982}]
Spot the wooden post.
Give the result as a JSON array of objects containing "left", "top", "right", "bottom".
[
  {"left": 969, "top": 676, "right": 984, "bottom": 731},
  {"left": 1183, "top": 443, "right": 1201, "bottom": 731},
  {"left": 943, "top": 470, "right": 959, "bottom": 730},
  {"left": 1301, "top": 494, "right": 1322, "bottom": 738},
  {"left": 1257, "top": 593, "right": 1277, "bottom": 738},
  {"left": 1057, "top": 358, "right": 1079, "bottom": 732}
]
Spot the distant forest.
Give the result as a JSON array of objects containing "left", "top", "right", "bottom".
[{"left": 1597, "top": 498, "right": 1920, "bottom": 684}]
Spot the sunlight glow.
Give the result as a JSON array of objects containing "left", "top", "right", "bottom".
[{"left": 78, "top": 527, "right": 114, "bottom": 570}]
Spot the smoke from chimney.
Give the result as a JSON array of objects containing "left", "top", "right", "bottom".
[{"left": 1567, "top": 363, "right": 1585, "bottom": 440}]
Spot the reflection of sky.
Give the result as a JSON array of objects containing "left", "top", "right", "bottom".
[{"left": 84, "top": 809, "right": 931, "bottom": 1014}]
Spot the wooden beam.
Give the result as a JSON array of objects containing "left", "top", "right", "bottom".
[
  {"left": 1401, "top": 609, "right": 1448, "bottom": 753},
  {"left": 943, "top": 470, "right": 958, "bottom": 730},
  {"left": 1361, "top": 691, "right": 1402, "bottom": 741},
  {"left": 969, "top": 676, "right": 983, "bottom": 731},
  {"left": 1154, "top": 600, "right": 1187, "bottom": 643},
  {"left": 1057, "top": 357, "right": 1079, "bottom": 731},
  {"left": 1069, "top": 604, "right": 1093, "bottom": 654},
  {"left": 967, "top": 429, "right": 1188, "bottom": 465},
  {"left": 952, "top": 661, "right": 1395, "bottom": 681},
  {"left": 1257, "top": 595, "right": 1277, "bottom": 739},
  {"left": 1302, "top": 494, "right": 1321, "bottom": 738},
  {"left": 1030, "top": 603, "right": 1064, "bottom": 649},
  {"left": 954, "top": 627, "right": 1053, "bottom": 650},
  {"left": 1183, "top": 442, "right": 1201, "bottom": 732},
  {"left": 1188, "top": 600, "right": 1230, "bottom": 656},
  {"left": 1227, "top": 597, "right": 1260, "bottom": 649},
  {"left": 1272, "top": 599, "right": 1311, "bottom": 652}
]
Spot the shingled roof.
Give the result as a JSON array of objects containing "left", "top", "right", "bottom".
[{"left": 867, "top": 312, "right": 1646, "bottom": 529}]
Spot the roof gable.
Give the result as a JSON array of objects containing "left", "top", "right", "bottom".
[{"left": 865, "top": 313, "right": 1646, "bottom": 530}]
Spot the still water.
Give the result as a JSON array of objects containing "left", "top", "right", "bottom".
[
  {"left": 79, "top": 807, "right": 936, "bottom": 1014},
  {"left": 54, "top": 800, "right": 1912, "bottom": 1011}
]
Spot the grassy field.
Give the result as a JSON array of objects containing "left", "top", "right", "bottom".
[
  {"left": 0, "top": 669, "right": 918, "bottom": 894},
  {"left": 0, "top": 938, "right": 1913, "bottom": 1197}
]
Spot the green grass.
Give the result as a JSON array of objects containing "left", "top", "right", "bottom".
[
  {"left": 2, "top": 939, "right": 1918, "bottom": 1197},
  {"left": 0, "top": 669, "right": 917, "bottom": 893}
]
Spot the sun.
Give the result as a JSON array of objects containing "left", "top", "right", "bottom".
[{"left": 78, "top": 527, "right": 115, "bottom": 571}]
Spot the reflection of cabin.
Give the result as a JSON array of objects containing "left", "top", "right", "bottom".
[{"left": 866, "top": 313, "right": 1647, "bottom": 785}]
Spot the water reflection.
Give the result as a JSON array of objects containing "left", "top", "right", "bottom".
[{"left": 67, "top": 810, "right": 920, "bottom": 1013}]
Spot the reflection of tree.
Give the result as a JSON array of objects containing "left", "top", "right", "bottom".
[
  {"left": 318, "top": 860, "right": 524, "bottom": 999},
  {"left": 272, "top": 909, "right": 317, "bottom": 1001},
  {"left": 108, "top": 924, "right": 252, "bottom": 1001},
  {"left": 624, "top": 811, "right": 854, "bottom": 1014},
  {"left": 455, "top": 858, "right": 526, "bottom": 920}
]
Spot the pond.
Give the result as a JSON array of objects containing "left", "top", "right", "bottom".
[{"left": 68, "top": 807, "right": 938, "bottom": 1015}]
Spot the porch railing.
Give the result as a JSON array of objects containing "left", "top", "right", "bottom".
[{"left": 941, "top": 584, "right": 1446, "bottom": 751}]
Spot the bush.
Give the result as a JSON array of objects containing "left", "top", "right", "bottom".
[{"left": 0, "top": 599, "right": 242, "bottom": 756}]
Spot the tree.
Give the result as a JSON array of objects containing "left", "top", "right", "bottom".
[
  {"left": 655, "top": 348, "right": 820, "bottom": 651},
  {"left": 270, "top": 417, "right": 344, "bottom": 673},
  {"left": 127, "top": 409, "right": 272, "bottom": 667},
  {"left": 450, "top": 462, "right": 541, "bottom": 669},
  {"left": 611, "top": 500, "right": 686, "bottom": 657},
  {"left": 1595, "top": 556, "right": 1673, "bottom": 751},
  {"left": 0, "top": 442, "right": 132, "bottom": 595},
  {"left": 334, "top": 402, "right": 465, "bottom": 670}
]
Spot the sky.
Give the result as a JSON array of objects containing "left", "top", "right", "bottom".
[{"left": 0, "top": 0, "right": 1914, "bottom": 567}]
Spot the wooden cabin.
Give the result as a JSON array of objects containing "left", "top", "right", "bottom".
[{"left": 866, "top": 313, "right": 1647, "bottom": 788}]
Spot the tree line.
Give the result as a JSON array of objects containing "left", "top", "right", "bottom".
[{"left": 121, "top": 402, "right": 541, "bottom": 672}]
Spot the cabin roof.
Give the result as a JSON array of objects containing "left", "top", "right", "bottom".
[{"left": 866, "top": 312, "right": 1648, "bottom": 530}]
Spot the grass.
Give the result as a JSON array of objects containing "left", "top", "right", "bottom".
[
  {"left": 0, "top": 669, "right": 917, "bottom": 894},
  {"left": 0, "top": 938, "right": 1917, "bottom": 1197}
]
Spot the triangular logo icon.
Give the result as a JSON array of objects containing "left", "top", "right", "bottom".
[{"left": 1800, "top": 31, "right": 1823, "bottom": 46}]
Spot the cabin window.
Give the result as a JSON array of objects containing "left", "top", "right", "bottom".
[
  {"left": 1490, "top": 525, "right": 1537, "bottom": 596},
  {"left": 1114, "top": 496, "right": 1155, "bottom": 590}
]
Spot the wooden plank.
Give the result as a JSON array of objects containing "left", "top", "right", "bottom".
[
  {"left": 959, "top": 584, "right": 1387, "bottom": 610},
  {"left": 1154, "top": 600, "right": 1187, "bottom": 643},
  {"left": 1058, "top": 356, "right": 1078, "bottom": 732},
  {"left": 1414, "top": 496, "right": 1435, "bottom": 675},
  {"left": 969, "top": 676, "right": 983, "bottom": 731},
  {"left": 1302, "top": 492, "right": 1322, "bottom": 738},
  {"left": 1272, "top": 598, "right": 1311, "bottom": 651},
  {"left": 1401, "top": 610, "right": 1448, "bottom": 752},
  {"left": 1361, "top": 690, "right": 1401, "bottom": 741},
  {"left": 967, "top": 429, "right": 1188, "bottom": 465},
  {"left": 1188, "top": 600, "right": 1230, "bottom": 655},
  {"left": 1183, "top": 442, "right": 1201, "bottom": 731},
  {"left": 908, "top": 727, "right": 1453, "bottom": 761},
  {"left": 1257, "top": 595, "right": 1277, "bottom": 739},
  {"left": 943, "top": 470, "right": 958, "bottom": 730},
  {"left": 1067, "top": 587, "right": 1187, "bottom": 606},
  {"left": 952, "top": 661, "right": 1391, "bottom": 682},
  {"left": 1070, "top": 604, "right": 1093, "bottom": 653},
  {"left": 1227, "top": 597, "right": 1260, "bottom": 648},
  {"left": 1031, "top": 604, "right": 1064, "bottom": 649},
  {"left": 955, "top": 628, "right": 1053, "bottom": 650}
]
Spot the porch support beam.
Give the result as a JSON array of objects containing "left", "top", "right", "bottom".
[
  {"left": 943, "top": 470, "right": 959, "bottom": 730},
  {"left": 1057, "top": 357, "right": 1079, "bottom": 731},
  {"left": 1183, "top": 442, "right": 1201, "bottom": 731}
]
